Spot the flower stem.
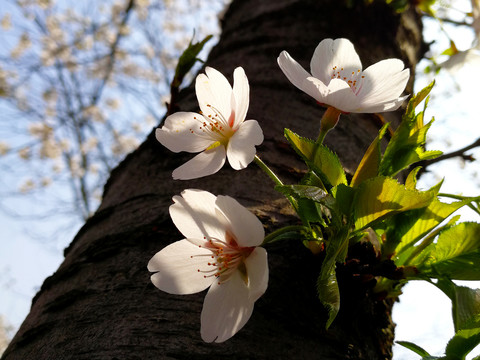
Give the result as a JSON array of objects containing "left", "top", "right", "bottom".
[
  {"left": 254, "top": 155, "right": 284, "bottom": 186},
  {"left": 316, "top": 107, "right": 342, "bottom": 145},
  {"left": 262, "top": 225, "right": 308, "bottom": 245},
  {"left": 254, "top": 155, "right": 298, "bottom": 212}
]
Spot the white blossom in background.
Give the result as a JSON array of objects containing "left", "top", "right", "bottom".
[
  {"left": 148, "top": 189, "right": 268, "bottom": 343},
  {"left": 0, "top": 142, "right": 10, "bottom": 156},
  {"left": 156, "top": 67, "right": 263, "bottom": 180},
  {"left": 277, "top": 38, "right": 410, "bottom": 113}
]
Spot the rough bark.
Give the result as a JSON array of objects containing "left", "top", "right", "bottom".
[{"left": 2, "top": 0, "right": 423, "bottom": 359}]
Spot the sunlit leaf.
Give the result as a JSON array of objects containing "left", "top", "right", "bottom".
[
  {"left": 396, "top": 341, "right": 432, "bottom": 358},
  {"left": 391, "top": 199, "right": 466, "bottom": 256},
  {"left": 415, "top": 0, "right": 437, "bottom": 15},
  {"left": 351, "top": 123, "right": 388, "bottom": 187},
  {"left": 453, "top": 286, "right": 480, "bottom": 332},
  {"left": 405, "top": 166, "right": 422, "bottom": 190},
  {"left": 415, "top": 222, "right": 480, "bottom": 280},
  {"left": 445, "top": 315, "right": 480, "bottom": 360},
  {"left": 284, "top": 128, "right": 347, "bottom": 187},
  {"left": 379, "top": 82, "right": 442, "bottom": 176},
  {"left": 353, "top": 176, "right": 435, "bottom": 230}
]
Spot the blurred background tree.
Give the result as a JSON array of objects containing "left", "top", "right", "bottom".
[{"left": 0, "top": 0, "right": 228, "bottom": 223}]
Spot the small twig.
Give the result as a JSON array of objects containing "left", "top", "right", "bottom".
[
  {"left": 423, "top": 13, "right": 472, "bottom": 27},
  {"left": 418, "top": 137, "right": 480, "bottom": 173}
]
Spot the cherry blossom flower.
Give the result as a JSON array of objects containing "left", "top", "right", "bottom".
[
  {"left": 277, "top": 38, "right": 410, "bottom": 113},
  {"left": 148, "top": 189, "right": 268, "bottom": 343},
  {"left": 156, "top": 67, "right": 263, "bottom": 180}
]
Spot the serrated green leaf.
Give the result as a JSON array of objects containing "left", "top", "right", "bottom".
[
  {"left": 379, "top": 82, "right": 443, "bottom": 176},
  {"left": 405, "top": 166, "right": 422, "bottom": 190},
  {"left": 317, "top": 265, "right": 340, "bottom": 329},
  {"left": 297, "top": 198, "right": 326, "bottom": 225},
  {"left": 301, "top": 171, "right": 327, "bottom": 191},
  {"left": 275, "top": 184, "right": 336, "bottom": 225},
  {"left": 416, "top": 222, "right": 480, "bottom": 280},
  {"left": 331, "top": 183, "right": 356, "bottom": 219},
  {"left": 392, "top": 199, "right": 466, "bottom": 257},
  {"left": 445, "top": 315, "right": 480, "bottom": 360},
  {"left": 317, "top": 227, "right": 349, "bottom": 329},
  {"left": 406, "top": 81, "right": 435, "bottom": 118},
  {"left": 275, "top": 185, "right": 335, "bottom": 207},
  {"left": 435, "top": 279, "right": 480, "bottom": 333},
  {"left": 284, "top": 128, "right": 347, "bottom": 187},
  {"left": 351, "top": 123, "right": 388, "bottom": 187},
  {"left": 353, "top": 176, "right": 435, "bottom": 230},
  {"left": 396, "top": 215, "right": 461, "bottom": 267},
  {"left": 454, "top": 286, "right": 480, "bottom": 332},
  {"left": 396, "top": 341, "right": 432, "bottom": 358},
  {"left": 380, "top": 117, "right": 442, "bottom": 176}
]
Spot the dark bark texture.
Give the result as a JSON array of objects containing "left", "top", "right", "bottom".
[{"left": 3, "top": 0, "right": 423, "bottom": 359}]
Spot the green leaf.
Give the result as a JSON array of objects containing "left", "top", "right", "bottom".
[
  {"left": 415, "top": 222, "right": 480, "bottom": 280},
  {"left": 301, "top": 171, "right": 327, "bottom": 191},
  {"left": 406, "top": 81, "right": 435, "bottom": 118},
  {"left": 405, "top": 166, "right": 422, "bottom": 190},
  {"left": 275, "top": 185, "right": 335, "bottom": 207},
  {"left": 396, "top": 341, "right": 432, "bottom": 358},
  {"left": 351, "top": 123, "right": 388, "bottom": 187},
  {"left": 379, "top": 82, "right": 442, "bottom": 177},
  {"left": 445, "top": 315, "right": 480, "bottom": 360},
  {"left": 275, "top": 185, "right": 336, "bottom": 225},
  {"left": 353, "top": 176, "right": 435, "bottom": 230},
  {"left": 317, "top": 265, "right": 340, "bottom": 329},
  {"left": 317, "top": 228, "right": 349, "bottom": 328},
  {"left": 297, "top": 199, "right": 326, "bottom": 225},
  {"left": 454, "top": 286, "right": 480, "bottom": 332},
  {"left": 331, "top": 183, "right": 356, "bottom": 219},
  {"left": 392, "top": 199, "right": 466, "bottom": 257},
  {"left": 416, "top": 0, "right": 437, "bottom": 15},
  {"left": 284, "top": 129, "right": 347, "bottom": 187},
  {"left": 172, "top": 34, "right": 213, "bottom": 89},
  {"left": 435, "top": 279, "right": 480, "bottom": 334}
]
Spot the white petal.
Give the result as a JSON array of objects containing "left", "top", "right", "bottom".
[
  {"left": 169, "top": 189, "right": 225, "bottom": 240},
  {"left": 310, "top": 38, "right": 362, "bottom": 85},
  {"left": 196, "top": 67, "right": 233, "bottom": 122},
  {"left": 156, "top": 112, "right": 215, "bottom": 153},
  {"left": 232, "top": 67, "right": 250, "bottom": 129},
  {"left": 226, "top": 120, "right": 263, "bottom": 170},
  {"left": 306, "top": 77, "right": 360, "bottom": 112},
  {"left": 215, "top": 194, "right": 264, "bottom": 247},
  {"left": 300, "top": 76, "right": 329, "bottom": 103},
  {"left": 172, "top": 146, "right": 226, "bottom": 180},
  {"left": 358, "top": 59, "right": 409, "bottom": 108},
  {"left": 200, "top": 270, "right": 254, "bottom": 343},
  {"left": 357, "top": 95, "right": 409, "bottom": 113},
  {"left": 148, "top": 239, "right": 214, "bottom": 295},
  {"left": 277, "top": 51, "right": 324, "bottom": 100},
  {"left": 244, "top": 247, "right": 269, "bottom": 302}
]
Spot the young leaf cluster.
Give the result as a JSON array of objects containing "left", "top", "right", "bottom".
[{"left": 272, "top": 82, "right": 480, "bottom": 355}]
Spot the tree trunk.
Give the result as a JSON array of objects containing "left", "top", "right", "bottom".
[{"left": 2, "top": 0, "right": 423, "bottom": 359}]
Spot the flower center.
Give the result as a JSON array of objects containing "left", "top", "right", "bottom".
[
  {"left": 190, "top": 104, "right": 235, "bottom": 144},
  {"left": 331, "top": 66, "right": 365, "bottom": 94},
  {"left": 192, "top": 232, "right": 254, "bottom": 285}
]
